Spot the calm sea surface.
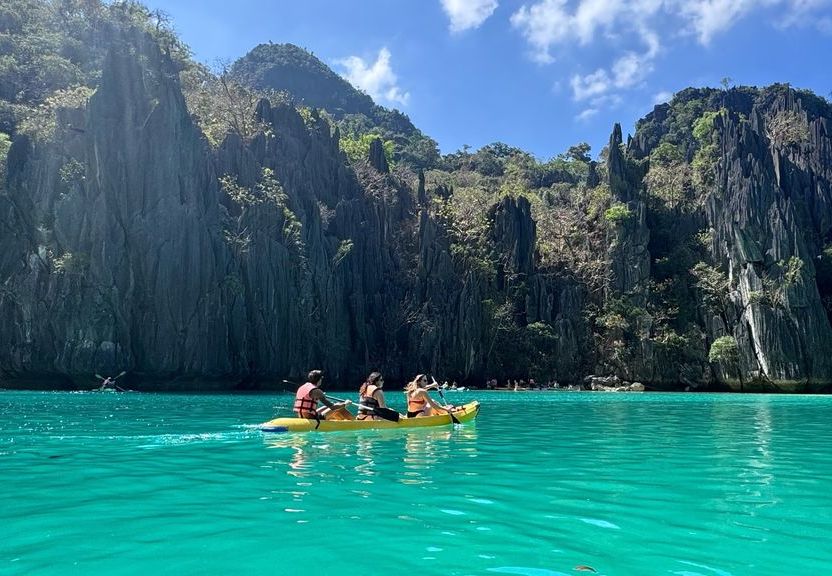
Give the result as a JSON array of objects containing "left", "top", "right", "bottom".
[{"left": 1, "top": 390, "right": 830, "bottom": 575}]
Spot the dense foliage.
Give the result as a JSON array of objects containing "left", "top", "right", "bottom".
[
  {"left": 0, "top": 0, "right": 191, "bottom": 135},
  {"left": 228, "top": 43, "right": 440, "bottom": 169}
]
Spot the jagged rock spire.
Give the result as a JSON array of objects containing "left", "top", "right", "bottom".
[{"left": 368, "top": 137, "right": 389, "bottom": 173}]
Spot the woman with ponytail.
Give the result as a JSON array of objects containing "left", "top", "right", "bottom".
[{"left": 356, "top": 372, "right": 390, "bottom": 421}]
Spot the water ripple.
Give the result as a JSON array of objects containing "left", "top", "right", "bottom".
[{"left": 1, "top": 391, "right": 831, "bottom": 575}]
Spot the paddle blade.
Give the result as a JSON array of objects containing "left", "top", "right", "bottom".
[
  {"left": 447, "top": 408, "right": 460, "bottom": 425},
  {"left": 94, "top": 374, "right": 104, "bottom": 380},
  {"left": 375, "top": 406, "right": 401, "bottom": 422}
]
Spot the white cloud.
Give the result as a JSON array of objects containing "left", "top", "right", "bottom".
[
  {"left": 669, "top": 0, "right": 830, "bottom": 44},
  {"left": 513, "top": 0, "right": 829, "bottom": 112},
  {"left": 570, "top": 69, "right": 611, "bottom": 101},
  {"left": 511, "top": 0, "right": 652, "bottom": 63},
  {"left": 338, "top": 48, "right": 410, "bottom": 106},
  {"left": 441, "top": 0, "right": 499, "bottom": 32},
  {"left": 510, "top": 0, "right": 573, "bottom": 63},
  {"left": 776, "top": 0, "right": 832, "bottom": 30},
  {"left": 576, "top": 108, "right": 599, "bottom": 121},
  {"left": 570, "top": 38, "right": 658, "bottom": 101},
  {"left": 653, "top": 90, "right": 673, "bottom": 104},
  {"left": 592, "top": 94, "right": 623, "bottom": 108},
  {"left": 675, "top": 0, "right": 766, "bottom": 45},
  {"left": 573, "top": 0, "right": 627, "bottom": 43},
  {"left": 512, "top": 0, "right": 831, "bottom": 59},
  {"left": 611, "top": 50, "right": 652, "bottom": 88}
]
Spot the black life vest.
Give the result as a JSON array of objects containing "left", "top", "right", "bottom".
[{"left": 358, "top": 384, "right": 380, "bottom": 416}]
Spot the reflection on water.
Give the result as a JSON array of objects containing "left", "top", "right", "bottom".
[
  {"left": 261, "top": 425, "right": 481, "bottom": 531},
  {"left": 400, "top": 429, "right": 451, "bottom": 485},
  {"left": 264, "top": 425, "right": 479, "bottom": 487}
]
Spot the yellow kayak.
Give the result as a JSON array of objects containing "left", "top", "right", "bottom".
[{"left": 260, "top": 401, "right": 480, "bottom": 433}]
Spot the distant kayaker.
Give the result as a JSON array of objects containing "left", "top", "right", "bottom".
[
  {"left": 404, "top": 374, "right": 451, "bottom": 418},
  {"left": 356, "top": 372, "right": 392, "bottom": 420},
  {"left": 293, "top": 370, "right": 348, "bottom": 420},
  {"left": 96, "top": 372, "right": 127, "bottom": 391}
]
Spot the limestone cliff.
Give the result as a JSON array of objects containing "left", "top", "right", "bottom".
[
  {"left": 3, "top": 15, "right": 832, "bottom": 392},
  {"left": 629, "top": 86, "right": 832, "bottom": 391}
]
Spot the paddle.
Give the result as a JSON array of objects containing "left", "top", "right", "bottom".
[
  {"left": 95, "top": 371, "right": 126, "bottom": 381},
  {"left": 431, "top": 376, "right": 460, "bottom": 424},
  {"left": 358, "top": 404, "right": 401, "bottom": 422}
]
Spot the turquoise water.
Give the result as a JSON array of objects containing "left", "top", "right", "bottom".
[{"left": 1, "top": 391, "right": 831, "bottom": 575}]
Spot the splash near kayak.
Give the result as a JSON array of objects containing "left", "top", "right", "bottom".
[{"left": 260, "top": 401, "right": 480, "bottom": 432}]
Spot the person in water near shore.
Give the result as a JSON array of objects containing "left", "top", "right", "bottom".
[
  {"left": 404, "top": 374, "right": 451, "bottom": 418},
  {"left": 293, "top": 370, "right": 348, "bottom": 419},
  {"left": 356, "top": 372, "right": 392, "bottom": 420}
]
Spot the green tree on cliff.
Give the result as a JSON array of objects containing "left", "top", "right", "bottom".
[{"left": 709, "top": 335, "right": 743, "bottom": 392}]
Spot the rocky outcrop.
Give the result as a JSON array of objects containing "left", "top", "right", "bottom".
[
  {"left": 584, "top": 375, "right": 645, "bottom": 391},
  {"left": 368, "top": 137, "right": 389, "bottom": 173},
  {"left": 0, "top": 28, "right": 385, "bottom": 383},
  {"left": 412, "top": 208, "right": 489, "bottom": 377},
  {"left": 2, "top": 24, "right": 832, "bottom": 391},
  {"left": 599, "top": 124, "right": 654, "bottom": 381},
  {"left": 487, "top": 196, "right": 586, "bottom": 382},
  {"left": 0, "top": 27, "right": 570, "bottom": 387},
  {"left": 706, "top": 93, "right": 832, "bottom": 390},
  {"left": 0, "top": 29, "right": 233, "bottom": 380},
  {"left": 607, "top": 124, "right": 650, "bottom": 305},
  {"left": 627, "top": 86, "right": 832, "bottom": 391}
]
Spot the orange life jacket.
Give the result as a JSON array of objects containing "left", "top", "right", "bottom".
[
  {"left": 293, "top": 383, "right": 318, "bottom": 418},
  {"left": 407, "top": 391, "right": 428, "bottom": 413}
]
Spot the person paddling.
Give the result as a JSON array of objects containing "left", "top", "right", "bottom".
[
  {"left": 293, "top": 370, "right": 349, "bottom": 420},
  {"left": 96, "top": 371, "right": 127, "bottom": 391},
  {"left": 356, "top": 372, "right": 394, "bottom": 421},
  {"left": 404, "top": 374, "right": 452, "bottom": 418}
]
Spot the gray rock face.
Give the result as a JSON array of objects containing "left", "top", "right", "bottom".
[
  {"left": 626, "top": 87, "right": 832, "bottom": 390},
  {"left": 2, "top": 29, "right": 831, "bottom": 391},
  {"left": 599, "top": 124, "right": 654, "bottom": 381},
  {"left": 607, "top": 124, "right": 651, "bottom": 306},
  {"left": 1, "top": 29, "right": 576, "bottom": 387},
  {"left": 368, "top": 137, "right": 389, "bottom": 174},
  {"left": 486, "top": 196, "right": 586, "bottom": 382},
  {"left": 707, "top": 95, "right": 832, "bottom": 389},
  {"left": 1, "top": 30, "right": 233, "bottom": 379}
]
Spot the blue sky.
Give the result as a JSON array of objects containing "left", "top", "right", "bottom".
[{"left": 143, "top": 0, "right": 832, "bottom": 160}]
